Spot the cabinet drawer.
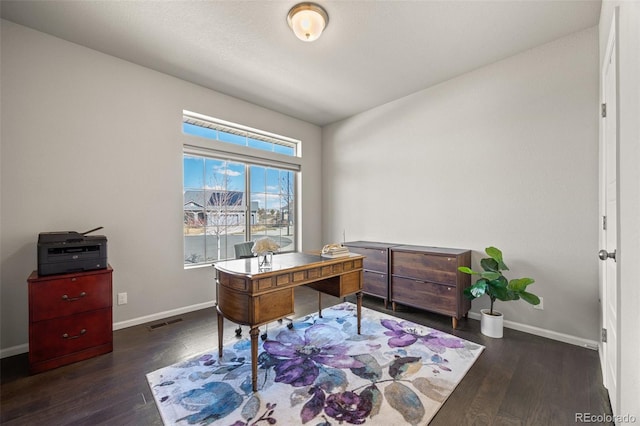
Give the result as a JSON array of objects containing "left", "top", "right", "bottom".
[
  {"left": 363, "top": 270, "right": 387, "bottom": 299},
  {"left": 391, "top": 251, "right": 457, "bottom": 285},
  {"left": 348, "top": 247, "right": 388, "bottom": 273},
  {"left": 30, "top": 273, "right": 112, "bottom": 322},
  {"left": 29, "top": 308, "right": 112, "bottom": 362},
  {"left": 391, "top": 277, "right": 456, "bottom": 314}
]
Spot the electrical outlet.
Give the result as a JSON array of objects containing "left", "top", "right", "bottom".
[
  {"left": 117, "top": 292, "right": 128, "bottom": 305},
  {"left": 533, "top": 296, "right": 543, "bottom": 310}
]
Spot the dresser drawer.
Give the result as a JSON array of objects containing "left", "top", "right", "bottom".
[
  {"left": 347, "top": 247, "right": 388, "bottom": 273},
  {"left": 391, "top": 251, "right": 457, "bottom": 285},
  {"left": 30, "top": 272, "right": 112, "bottom": 322},
  {"left": 363, "top": 270, "right": 387, "bottom": 299},
  {"left": 391, "top": 276, "right": 456, "bottom": 315},
  {"left": 29, "top": 308, "right": 112, "bottom": 362}
]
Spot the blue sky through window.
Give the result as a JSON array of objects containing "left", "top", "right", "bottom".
[{"left": 183, "top": 122, "right": 295, "bottom": 156}]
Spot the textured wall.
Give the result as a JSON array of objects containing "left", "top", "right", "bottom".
[
  {"left": 322, "top": 27, "right": 599, "bottom": 342},
  {"left": 0, "top": 20, "right": 322, "bottom": 353}
]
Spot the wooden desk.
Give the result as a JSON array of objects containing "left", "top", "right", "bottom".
[{"left": 214, "top": 252, "right": 364, "bottom": 392}]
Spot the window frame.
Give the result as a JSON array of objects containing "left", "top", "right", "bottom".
[{"left": 182, "top": 112, "right": 301, "bottom": 268}]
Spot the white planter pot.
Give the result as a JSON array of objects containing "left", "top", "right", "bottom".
[{"left": 480, "top": 309, "right": 503, "bottom": 338}]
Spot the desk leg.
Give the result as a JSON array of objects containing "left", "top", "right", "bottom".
[
  {"left": 318, "top": 292, "right": 323, "bottom": 318},
  {"left": 357, "top": 291, "right": 362, "bottom": 335},
  {"left": 217, "top": 310, "right": 224, "bottom": 358},
  {"left": 250, "top": 326, "right": 259, "bottom": 392}
]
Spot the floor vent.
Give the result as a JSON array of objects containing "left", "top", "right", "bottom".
[{"left": 148, "top": 318, "right": 183, "bottom": 330}]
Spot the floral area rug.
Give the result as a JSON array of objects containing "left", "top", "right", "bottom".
[{"left": 146, "top": 303, "right": 484, "bottom": 425}]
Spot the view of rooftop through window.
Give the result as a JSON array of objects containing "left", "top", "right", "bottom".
[{"left": 183, "top": 114, "right": 298, "bottom": 266}]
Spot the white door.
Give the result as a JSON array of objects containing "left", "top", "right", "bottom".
[{"left": 599, "top": 14, "right": 619, "bottom": 415}]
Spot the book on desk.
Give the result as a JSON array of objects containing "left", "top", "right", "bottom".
[{"left": 321, "top": 244, "right": 350, "bottom": 258}]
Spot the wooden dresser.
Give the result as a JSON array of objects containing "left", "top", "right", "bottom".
[
  {"left": 390, "top": 246, "right": 471, "bottom": 328},
  {"left": 343, "top": 241, "right": 397, "bottom": 308},
  {"left": 27, "top": 266, "right": 113, "bottom": 373}
]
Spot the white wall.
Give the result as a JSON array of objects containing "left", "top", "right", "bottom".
[
  {"left": 0, "top": 20, "right": 322, "bottom": 354},
  {"left": 599, "top": 2, "right": 640, "bottom": 420},
  {"left": 323, "top": 27, "right": 600, "bottom": 343}
]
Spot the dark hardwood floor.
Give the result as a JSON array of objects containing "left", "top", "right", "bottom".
[{"left": 1, "top": 286, "right": 612, "bottom": 425}]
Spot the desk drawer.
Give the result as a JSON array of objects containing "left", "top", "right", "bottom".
[{"left": 30, "top": 273, "right": 112, "bottom": 322}]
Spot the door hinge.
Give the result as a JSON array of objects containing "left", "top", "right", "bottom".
[
  {"left": 601, "top": 103, "right": 607, "bottom": 118},
  {"left": 602, "top": 215, "right": 607, "bottom": 230},
  {"left": 602, "top": 328, "right": 608, "bottom": 343}
]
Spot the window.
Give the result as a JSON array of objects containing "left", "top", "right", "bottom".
[
  {"left": 183, "top": 112, "right": 300, "bottom": 266},
  {"left": 183, "top": 113, "right": 297, "bottom": 156}
]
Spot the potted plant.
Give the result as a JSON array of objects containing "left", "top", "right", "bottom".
[{"left": 458, "top": 246, "right": 540, "bottom": 338}]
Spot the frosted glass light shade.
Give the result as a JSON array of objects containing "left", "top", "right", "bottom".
[{"left": 287, "top": 3, "right": 328, "bottom": 42}]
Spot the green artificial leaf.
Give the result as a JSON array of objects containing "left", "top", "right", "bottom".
[
  {"left": 507, "top": 290, "right": 520, "bottom": 301},
  {"left": 491, "top": 283, "right": 510, "bottom": 301},
  {"left": 480, "top": 258, "right": 499, "bottom": 272},
  {"left": 508, "top": 277, "right": 535, "bottom": 292},
  {"left": 485, "top": 246, "right": 509, "bottom": 270},
  {"left": 480, "top": 271, "right": 501, "bottom": 281},
  {"left": 468, "top": 280, "right": 487, "bottom": 298},
  {"left": 457, "top": 266, "right": 477, "bottom": 275},
  {"left": 493, "top": 275, "right": 508, "bottom": 288},
  {"left": 384, "top": 382, "right": 426, "bottom": 424},
  {"left": 463, "top": 286, "right": 475, "bottom": 300},
  {"left": 520, "top": 291, "right": 540, "bottom": 305}
]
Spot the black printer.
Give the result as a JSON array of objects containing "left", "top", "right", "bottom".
[{"left": 37, "top": 227, "right": 107, "bottom": 276}]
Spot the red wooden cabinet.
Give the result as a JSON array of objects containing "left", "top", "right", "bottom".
[{"left": 28, "top": 266, "right": 113, "bottom": 373}]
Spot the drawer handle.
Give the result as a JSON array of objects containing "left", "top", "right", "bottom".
[
  {"left": 62, "top": 292, "right": 87, "bottom": 302},
  {"left": 62, "top": 329, "right": 87, "bottom": 339}
]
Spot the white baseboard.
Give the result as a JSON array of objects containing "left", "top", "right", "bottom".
[
  {"left": 467, "top": 311, "right": 599, "bottom": 350},
  {"left": 0, "top": 301, "right": 217, "bottom": 359},
  {"left": 0, "top": 343, "right": 29, "bottom": 359},
  {"left": 2, "top": 303, "right": 598, "bottom": 359},
  {"left": 112, "top": 300, "right": 216, "bottom": 330}
]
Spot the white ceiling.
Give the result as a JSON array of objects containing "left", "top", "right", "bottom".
[{"left": 1, "top": 0, "right": 601, "bottom": 126}]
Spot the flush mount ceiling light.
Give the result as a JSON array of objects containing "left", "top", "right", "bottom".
[{"left": 287, "top": 2, "right": 329, "bottom": 42}]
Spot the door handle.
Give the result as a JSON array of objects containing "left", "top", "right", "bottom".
[{"left": 598, "top": 249, "right": 616, "bottom": 261}]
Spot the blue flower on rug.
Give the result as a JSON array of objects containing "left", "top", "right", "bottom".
[
  {"left": 175, "top": 381, "right": 243, "bottom": 424},
  {"left": 146, "top": 303, "right": 484, "bottom": 426},
  {"left": 262, "top": 324, "right": 365, "bottom": 387}
]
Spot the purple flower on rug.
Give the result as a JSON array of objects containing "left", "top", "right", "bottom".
[
  {"left": 381, "top": 319, "right": 465, "bottom": 353},
  {"left": 324, "top": 390, "right": 372, "bottom": 424},
  {"left": 262, "top": 324, "right": 364, "bottom": 387}
]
